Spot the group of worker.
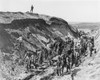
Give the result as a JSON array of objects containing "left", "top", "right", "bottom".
[{"left": 19, "top": 31, "right": 95, "bottom": 75}]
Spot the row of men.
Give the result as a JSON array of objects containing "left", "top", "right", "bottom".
[{"left": 55, "top": 34, "right": 96, "bottom": 76}]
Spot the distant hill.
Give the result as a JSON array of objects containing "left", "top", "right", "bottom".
[{"left": 69, "top": 22, "right": 100, "bottom": 30}]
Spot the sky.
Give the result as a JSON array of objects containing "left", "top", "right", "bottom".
[{"left": 0, "top": 0, "right": 100, "bottom": 22}]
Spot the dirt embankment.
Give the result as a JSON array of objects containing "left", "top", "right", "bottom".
[{"left": 0, "top": 12, "right": 79, "bottom": 80}]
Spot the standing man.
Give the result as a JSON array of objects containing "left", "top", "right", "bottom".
[{"left": 30, "top": 5, "right": 34, "bottom": 13}]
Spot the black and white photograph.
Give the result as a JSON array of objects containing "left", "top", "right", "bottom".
[{"left": 0, "top": 0, "right": 100, "bottom": 80}]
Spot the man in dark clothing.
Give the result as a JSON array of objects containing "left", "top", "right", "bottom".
[
  {"left": 56, "top": 56, "right": 62, "bottom": 76},
  {"left": 91, "top": 36, "right": 94, "bottom": 47},
  {"left": 30, "top": 5, "right": 34, "bottom": 13}
]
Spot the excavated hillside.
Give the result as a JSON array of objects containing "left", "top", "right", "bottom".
[
  {"left": 0, "top": 12, "right": 79, "bottom": 80},
  {"left": 0, "top": 12, "right": 78, "bottom": 53}
]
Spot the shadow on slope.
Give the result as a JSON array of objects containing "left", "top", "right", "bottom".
[{"left": 0, "top": 17, "right": 78, "bottom": 53}]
